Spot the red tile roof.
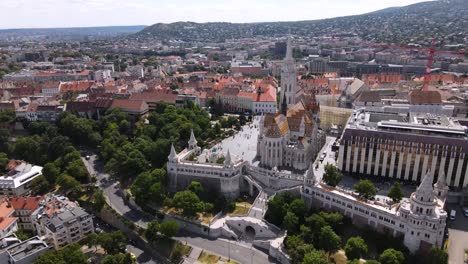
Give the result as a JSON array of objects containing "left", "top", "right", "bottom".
[{"left": 9, "top": 196, "right": 44, "bottom": 212}]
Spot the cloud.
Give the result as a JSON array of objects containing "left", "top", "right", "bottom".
[{"left": 0, "top": 0, "right": 430, "bottom": 29}]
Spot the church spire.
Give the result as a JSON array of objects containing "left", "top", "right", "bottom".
[
  {"left": 285, "top": 35, "right": 293, "bottom": 61},
  {"left": 168, "top": 143, "right": 177, "bottom": 162},
  {"left": 188, "top": 129, "right": 197, "bottom": 150}
]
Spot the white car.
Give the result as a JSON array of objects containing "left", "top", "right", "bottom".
[
  {"left": 450, "top": 209, "right": 456, "bottom": 220},
  {"left": 463, "top": 208, "right": 468, "bottom": 217}
]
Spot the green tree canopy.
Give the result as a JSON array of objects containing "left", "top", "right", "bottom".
[
  {"left": 188, "top": 181, "right": 204, "bottom": 195},
  {"left": 344, "top": 236, "right": 368, "bottom": 260},
  {"left": 98, "top": 231, "right": 127, "bottom": 255},
  {"left": 283, "top": 211, "right": 299, "bottom": 234},
  {"left": 302, "top": 249, "right": 331, "bottom": 264},
  {"left": 323, "top": 164, "right": 343, "bottom": 187},
  {"left": 354, "top": 180, "right": 377, "bottom": 200},
  {"left": 317, "top": 226, "right": 341, "bottom": 252},
  {"left": 145, "top": 220, "right": 159, "bottom": 244},
  {"left": 425, "top": 247, "right": 448, "bottom": 264},
  {"left": 379, "top": 249, "right": 405, "bottom": 264},
  {"left": 388, "top": 182, "right": 404, "bottom": 203},
  {"left": 159, "top": 220, "right": 180, "bottom": 238},
  {"left": 173, "top": 190, "right": 204, "bottom": 217},
  {"left": 289, "top": 199, "right": 307, "bottom": 220}
]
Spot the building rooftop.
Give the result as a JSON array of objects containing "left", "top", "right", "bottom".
[
  {"left": 7, "top": 236, "right": 48, "bottom": 262},
  {"left": 0, "top": 161, "right": 42, "bottom": 189}
]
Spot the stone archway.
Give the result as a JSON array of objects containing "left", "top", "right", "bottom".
[{"left": 245, "top": 225, "right": 256, "bottom": 241}]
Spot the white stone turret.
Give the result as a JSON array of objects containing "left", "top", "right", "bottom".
[
  {"left": 434, "top": 171, "right": 449, "bottom": 201},
  {"left": 168, "top": 143, "right": 178, "bottom": 163},
  {"left": 413, "top": 169, "right": 436, "bottom": 206},
  {"left": 224, "top": 149, "right": 233, "bottom": 168},
  {"left": 188, "top": 129, "right": 198, "bottom": 150},
  {"left": 305, "top": 162, "right": 316, "bottom": 186}
]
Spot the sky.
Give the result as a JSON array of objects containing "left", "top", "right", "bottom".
[{"left": 0, "top": 0, "right": 430, "bottom": 29}]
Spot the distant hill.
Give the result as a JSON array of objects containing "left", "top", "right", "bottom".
[
  {"left": 0, "top": 25, "right": 146, "bottom": 39},
  {"left": 134, "top": 0, "right": 467, "bottom": 46}
]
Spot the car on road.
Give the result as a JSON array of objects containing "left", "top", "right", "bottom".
[
  {"left": 85, "top": 155, "right": 91, "bottom": 160},
  {"left": 450, "top": 209, "right": 456, "bottom": 220},
  {"left": 463, "top": 207, "right": 468, "bottom": 217},
  {"left": 319, "top": 153, "right": 326, "bottom": 162}
]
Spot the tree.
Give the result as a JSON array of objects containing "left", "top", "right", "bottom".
[
  {"left": 426, "top": 247, "right": 448, "bottom": 264},
  {"left": 302, "top": 249, "right": 331, "bottom": 264},
  {"left": 323, "top": 164, "right": 343, "bottom": 187},
  {"left": 265, "top": 194, "right": 288, "bottom": 226},
  {"left": 379, "top": 249, "right": 404, "bottom": 264},
  {"left": 305, "top": 213, "right": 327, "bottom": 231},
  {"left": 289, "top": 199, "right": 307, "bottom": 219},
  {"left": 354, "top": 180, "right": 377, "bottom": 200},
  {"left": 319, "top": 212, "right": 343, "bottom": 230},
  {"left": 173, "top": 191, "right": 204, "bottom": 217},
  {"left": 188, "top": 181, "right": 204, "bottom": 195},
  {"left": 159, "top": 220, "right": 180, "bottom": 238},
  {"left": 0, "top": 152, "right": 8, "bottom": 173},
  {"left": 388, "top": 182, "right": 404, "bottom": 203},
  {"left": 57, "top": 174, "right": 82, "bottom": 194},
  {"left": 92, "top": 189, "right": 106, "bottom": 212},
  {"left": 101, "top": 253, "right": 134, "bottom": 264},
  {"left": 283, "top": 212, "right": 299, "bottom": 234},
  {"left": 146, "top": 220, "right": 160, "bottom": 244},
  {"left": 60, "top": 244, "right": 88, "bottom": 264},
  {"left": 42, "top": 162, "right": 60, "bottom": 184},
  {"left": 87, "top": 233, "right": 100, "bottom": 252},
  {"left": 31, "top": 176, "right": 51, "bottom": 195},
  {"left": 344, "top": 236, "right": 368, "bottom": 260},
  {"left": 317, "top": 226, "right": 341, "bottom": 252},
  {"left": 99, "top": 231, "right": 127, "bottom": 255},
  {"left": 33, "top": 250, "right": 66, "bottom": 264}
]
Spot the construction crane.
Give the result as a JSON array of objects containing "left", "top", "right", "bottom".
[
  {"left": 422, "top": 38, "right": 436, "bottom": 91},
  {"left": 351, "top": 40, "right": 465, "bottom": 90}
]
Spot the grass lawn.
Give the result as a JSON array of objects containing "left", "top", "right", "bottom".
[
  {"left": 198, "top": 251, "right": 220, "bottom": 264},
  {"left": 161, "top": 207, "right": 215, "bottom": 224},
  {"left": 228, "top": 202, "right": 252, "bottom": 216}
]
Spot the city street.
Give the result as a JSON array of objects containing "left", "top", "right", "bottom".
[
  {"left": 174, "top": 235, "right": 275, "bottom": 264},
  {"left": 82, "top": 154, "right": 151, "bottom": 228}
]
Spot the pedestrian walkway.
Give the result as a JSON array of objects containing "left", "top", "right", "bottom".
[
  {"left": 182, "top": 246, "right": 202, "bottom": 264},
  {"left": 248, "top": 191, "right": 268, "bottom": 219}
]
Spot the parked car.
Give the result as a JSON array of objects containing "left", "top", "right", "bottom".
[
  {"left": 463, "top": 207, "right": 468, "bottom": 217},
  {"left": 450, "top": 209, "right": 456, "bottom": 220},
  {"left": 85, "top": 155, "right": 91, "bottom": 160}
]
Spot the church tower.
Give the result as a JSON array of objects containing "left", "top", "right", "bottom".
[{"left": 280, "top": 36, "right": 297, "bottom": 112}]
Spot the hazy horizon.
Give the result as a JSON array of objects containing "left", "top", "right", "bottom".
[{"left": 1, "top": 0, "right": 430, "bottom": 30}]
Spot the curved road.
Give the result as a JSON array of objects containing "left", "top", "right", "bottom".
[{"left": 82, "top": 154, "right": 275, "bottom": 264}]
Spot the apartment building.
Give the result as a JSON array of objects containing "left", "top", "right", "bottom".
[{"left": 32, "top": 195, "right": 93, "bottom": 249}]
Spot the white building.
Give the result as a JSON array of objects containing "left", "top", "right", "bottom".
[
  {"left": 127, "top": 65, "right": 144, "bottom": 78},
  {"left": 5, "top": 236, "right": 49, "bottom": 264},
  {"left": 167, "top": 131, "right": 245, "bottom": 199},
  {"left": 94, "top": 69, "right": 112, "bottom": 82},
  {"left": 337, "top": 109, "right": 468, "bottom": 188},
  {"left": 302, "top": 164, "right": 447, "bottom": 253},
  {"left": 33, "top": 195, "right": 93, "bottom": 249},
  {"left": 0, "top": 161, "right": 42, "bottom": 196}
]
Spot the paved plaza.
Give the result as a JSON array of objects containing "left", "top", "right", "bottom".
[{"left": 210, "top": 116, "right": 260, "bottom": 165}]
